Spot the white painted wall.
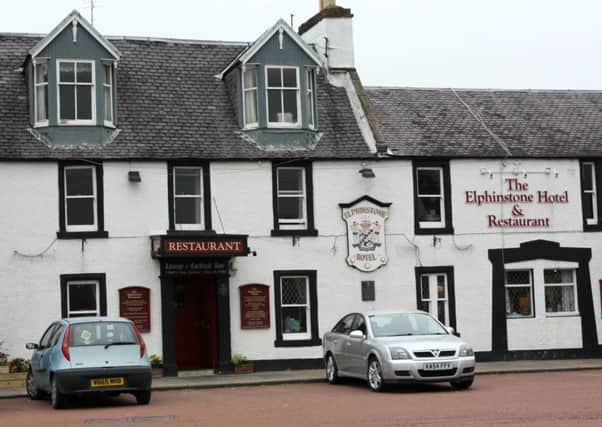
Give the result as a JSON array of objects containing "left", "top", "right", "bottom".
[{"left": 301, "top": 17, "right": 355, "bottom": 69}]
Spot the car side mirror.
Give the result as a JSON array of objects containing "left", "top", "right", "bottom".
[
  {"left": 446, "top": 326, "right": 461, "bottom": 337},
  {"left": 26, "top": 342, "right": 39, "bottom": 350},
  {"left": 349, "top": 330, "right": 365, "bottom": 339}
]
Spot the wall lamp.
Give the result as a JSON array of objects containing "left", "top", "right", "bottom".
[
  {"left": 480, "top": 168, "right": 493, "bottom": 179},
  {"left": 359, "top": 163, "right": 375, "bottom": 178},
  {"left": 128, "top": 171, "right": 141, "bottom": 182}
]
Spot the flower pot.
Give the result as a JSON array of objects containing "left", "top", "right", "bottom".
[
  {"left": 234, "top": 363, "right": 254, "bottom": 374},
  {"left": 152, "top": 367, "right": 163, "bottom": 378}
]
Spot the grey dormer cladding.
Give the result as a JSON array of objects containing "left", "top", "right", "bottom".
[{"left": 0, "top": 34, "right": 369, "bottom": 160}]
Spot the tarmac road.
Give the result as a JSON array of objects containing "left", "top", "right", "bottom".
[{"left": 1, "top": 370, "right": 602, "bottom": 426}]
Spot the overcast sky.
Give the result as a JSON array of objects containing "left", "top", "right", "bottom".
[{"left": 2, "top": 0, "right": 602, "bottom": 90}]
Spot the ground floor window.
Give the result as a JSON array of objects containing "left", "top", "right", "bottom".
[
  {"left": 60, "top": 274, "right": 107, "bottom": 318},
  {"left": 544, "top": 269, "right": 577, "bottom": 314},
  {"left": 505, "top": 270, "right": 534, "bottom": 318},
  {"left": 273, "top": 270, "right": 320, "bottom": 347},
  {"left": 418, "top": 273, "right": 449, "bottom": 325}
]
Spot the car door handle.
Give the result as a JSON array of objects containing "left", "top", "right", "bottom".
[{"left": 345, "top": 342, "right": 352, "bottom": 347}]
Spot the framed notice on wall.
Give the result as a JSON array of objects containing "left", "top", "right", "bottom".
[
  {"left": 240, "top": 284, "right": 270, "bottom": 329},
  {"left": 119, "top": 287, "right": 151, "bottom": 332}
]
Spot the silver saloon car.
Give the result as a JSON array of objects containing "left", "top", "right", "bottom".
[{"left": 323, "top": 311, "right": 476, "bottom": 391}]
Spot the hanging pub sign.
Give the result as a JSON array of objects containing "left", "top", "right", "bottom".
[
  {"left": 339, "top": 195, "right": 392, "bottom": 272},
  {"left": 119, "top": 287, "right": 151, "bottom": 332},
  {"left": 239, "top": 284, "right": 270, "bottom": 329}
]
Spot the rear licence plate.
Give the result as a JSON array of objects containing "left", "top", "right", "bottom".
[
  {"left": 423, "top": 362, "right": 452, "bottom": 371},
  {"left": 90, "top": 377, "right": 125, "bottom": 387}
]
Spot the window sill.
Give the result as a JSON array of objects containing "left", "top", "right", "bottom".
[
  {"left": 505, "top": 315, "right": 535, "bottom": 320},
  {"left": 583, "top": 223, "right": 602, "bottom": 232},
  {"left": 274, "top": 338, "right": 322, "bottom": 348},
  {"left": 271, "top": 229, "right": 318, "bottom": 237},
  {"left": 166, "top": 229, "right": 216, "bottom": 236},
  {"left": 415, "top": 226, "right": 454, "bottom": 235},
  {"left": 57, "top": 231, "right": 109, "bottom": 240},
  {"left": 33, "top": 121, "right": 49, "bottom": 128},
  {"left": 545, "top": 313, "right": 581, "bottom": 318}
]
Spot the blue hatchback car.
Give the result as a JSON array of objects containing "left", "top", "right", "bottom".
[{"left": 25, "top": 317, "right": 152, "bottom": 409}]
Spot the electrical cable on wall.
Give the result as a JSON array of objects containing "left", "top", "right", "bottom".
[{"left": 14, "top": 237, "right": 57, "bottom": 258}]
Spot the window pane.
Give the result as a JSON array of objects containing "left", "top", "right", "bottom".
[
  {"left": 505, "top": 286, "right": 532, "bottom": 316},
  {"left": 243, "top": 68, "right": 257, "bottom": 88},
  {"left": 175, "top": 198, "right": 202, "bottom": 225},
  {"left": 282, "top": 307, "right": 307, "bottom": 333},
  {"left": 69, "top": 283, "right": 97, "bottom": 312},
  {"left": 36, "top": 86, "right": 48, "bottom": 122},
  {"left": 104, "top": 65, "right": 111, "bottom": 84},
  {"left": 66, "top": 168, "right": 94, "bottom": 196},
  {"left": 282, "top": 278, "right": 307, "bottom": 304},
  {"left": 60, "top": 62, "right": 75, "bottom": 82},
  {"left": 582, "top": 164, "right": 593, "bottom": 191},
  {"left": 544, "top": 269, "right": 573, "bottom": 284},
  {"left": 104, "top": 87, "right": 113, "bottom": 122},
  {"left": 437, "top": 301, "right": 446, "bottom": 324},
  {"left": 268, "top": 90, "right": 282, "bottom": 122},
  {"left": 175, "top": 168, "right": 201, "bottom": 195},
  {"left": 420, "top": 275, "right": 429, "bottom": 299},
  {"left": 36, "top": 63, "right": 48, "bottom": 83},
  {"left": 67, "top": 198, "right": 95, "bottom": 225},
  {"left": 77, "top": 62, "right": 93, "bottom": 83},
  {"left": 278, "top": 197, "right": 304, "bottom": 220},
  {"left": 417, "top": 197, "right": 441, "bottom": 221},
  {"left": 505, "top": 270, "right": 530, "bottom": 285},
  {"left": 417, "top": 169, "right": 441, "bottom": 195},
  {"left": 283, "top": 68, "right": 297, "bottom": 87},
  {"left": 77, "top": 86, "right": 93, "bottom": 120},
  {"left": 244, "top": 90, "right": 257, "bottom": 124},
  {"left": 60, "top": 85, "right": 76, "bottom": 120},
  {"left": 437, "top": 275, "right": 446, "bottom": 298},
  {"left": 282, "top": 90, "right": 298, "bottom": 122},
  {"left": 278, "top": 168, "right": 303, "bottom": 192},
  {"left": 583, "top": 194, "right": 594, "bottom": 220},
  {"left": 267, "top": 68, "right": 281, "bottom": 87},
  {"left": 545, "top": 286, "right": 575, "bottom": 312}
]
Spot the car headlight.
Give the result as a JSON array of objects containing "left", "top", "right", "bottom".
[
  {"left": 459, "top": 344, "right": 474, "bottom": 357},
  {"left": 389, "top": 347, "right": 410, "bottom": 360}
]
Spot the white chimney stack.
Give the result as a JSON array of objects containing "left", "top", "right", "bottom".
[{"left": 299, "top": 2, "right": 355, "bottom": 69}]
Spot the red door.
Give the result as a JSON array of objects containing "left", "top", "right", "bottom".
[{"left": 174, "top": 276, "right": 218, "bottom": 369}]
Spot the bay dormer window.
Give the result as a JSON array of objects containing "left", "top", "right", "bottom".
[
  {"left": 103, "top": 63, "right": 114, "bottom": 127},
  {"left": 242, "top": 65, "right": 258, "bottom": 128},
  {"left": 58, "top": 60, "right": 95, "bottom": 125},
  {"left": 266, "top": 66, "right": 300, "bottom": 127},
  {"left": 34, "top": 60, "right": 49, "bottom": 126}
]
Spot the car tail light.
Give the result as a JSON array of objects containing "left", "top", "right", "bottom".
[
  {"left": 61, "top": 325, "right": 71, "bottom": 361},
  {"left": 132, "top": 323, "right": 146, "bottom": 358}
]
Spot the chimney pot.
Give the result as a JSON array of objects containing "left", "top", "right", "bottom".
[{"left": 320, "top": 0, "right": 336, "bottom": 11}]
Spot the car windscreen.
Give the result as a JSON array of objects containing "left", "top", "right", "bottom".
[
  {"left": 369, "top": 313, "right": 448, "bottom": 337},
  {"left": 69, "top": 322, "right": 138, "bottom": 347}
]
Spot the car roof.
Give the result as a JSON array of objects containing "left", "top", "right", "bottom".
[
  {"left": 62, "top": 316, "right": 133, "bottom": 325},
  {"left": 364, "top": 309, "right": 426, "bottom": 317}
]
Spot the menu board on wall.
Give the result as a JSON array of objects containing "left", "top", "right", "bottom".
[
  {"left": 119, "top": 287, "right": 151, "bottom": 332},
  {"left": 240, "top": 284, "right": 270, "bottom": 329}
]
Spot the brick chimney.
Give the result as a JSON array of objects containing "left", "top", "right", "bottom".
[{"left": 299, "top": 1, "right": 355, "bottom": 69}]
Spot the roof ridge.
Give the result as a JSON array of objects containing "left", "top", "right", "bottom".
[{"left": 365, "top": 86, "right": 602, "bottom": 94}]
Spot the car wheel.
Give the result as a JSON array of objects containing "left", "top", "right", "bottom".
[
  {"left": 50, "top": 377, "right": 64, "bottom": 409},
  {"left": 325, "top": 354, "right": 339, "bottom": 384},
  {"left": 135, "top": 390, "right": 151, "bottom": 405},
  {"left": 450, "top": 377, "right": 474, "bottom": 390},
  {"left": 367, "top": 358, "right": 386, "bottom": 392},
  {"left": 26, "top": 370, "right": 44, "bottom": 400}
]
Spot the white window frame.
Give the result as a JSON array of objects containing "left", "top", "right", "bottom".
[
  {"left": 33, "top": 60, "right": 49, "bottom": 127},
  {"left": 173, "top": 166, "right": 204, "bottom": 231},
  {"left": 419, "top": 273, "right": 449, "bottom": 325},
  {"left": 416, "top": 166, "right": 445, "bottom": 229},
  {"left": 57, "top": 59, "right": 96, "bottom": 125},
  {"left": 504, "top": 269, "right": 534, "bottom": 318},
  {"left": 67, "top": 280, "right": 100, "bottom": 317},
  {"left": 276, "top": 166, "right": 307, "bottom": 229},
  {"left": 64, "top": 165, "right": 98, "bottom": 232},
  {"left": 543, "top": 269, "right": 579, "bottom": 316},
  {"left": 103, "top": 62, "right": 114, "bottom": 127},
  {"left": 242, "top": 65, "right": 258, "bottom": 129},
  {"left": 306, "top": 67, "right": 316, "bottom": 129},
  {"left": 583, "top": 162, "right": 598, "bottom": 225},
  {"left": 280, "top": 275, "right": 311, "bottom": 341},
  {"left": 265, "top": 65, "right": 301, "bottom": 128}
]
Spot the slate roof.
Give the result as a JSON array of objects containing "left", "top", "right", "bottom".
[
  {"left": 0, "top": 34, "right": 370, "bottom": 160},
  {"left": 366, "top": 87, "right": 602, "bottom": 158}
]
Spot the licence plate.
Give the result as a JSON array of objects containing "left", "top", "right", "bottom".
[
  {"left": 90, "top": 377, "right": 125, "bottom": 387},
  {"left": 423, "top": 362, "right": 452, "bottom": 371}
]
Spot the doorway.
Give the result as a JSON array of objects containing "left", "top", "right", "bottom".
[{"left": 173, "top": 275, "right": 218, "bottom": 370}]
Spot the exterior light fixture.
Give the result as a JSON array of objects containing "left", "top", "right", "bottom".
[
  {"left": 128, "top": 171, "right": 141, "bottom": 182},
  {"left": 359, "top": 163, "right": 375, "bottom": 178}
]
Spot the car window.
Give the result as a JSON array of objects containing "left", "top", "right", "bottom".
[
  {"left": 333, "top": 314, "right": 355, "bottom": 335},
  {"left": 39, "top": 324, "right": 58, "bottom": 349},
  {"left": 48, "top": 324, "right": 64, "bottom": 347},
  {"left": 369, "top": 313, "right": 447, "bottom": 337},
  {"left": 353, "top": 315, "right": 367, "bottom": 335},
  {"left": 70, "top": 322, "right": 137, "bottom": 347}
]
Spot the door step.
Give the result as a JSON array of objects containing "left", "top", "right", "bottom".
[{"left": 177, "top": 369, "right": 214, "bottom": 378}]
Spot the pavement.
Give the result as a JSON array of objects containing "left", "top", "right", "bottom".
[{"left": 3, "top": 358, "right": 602, "bottom": 399}]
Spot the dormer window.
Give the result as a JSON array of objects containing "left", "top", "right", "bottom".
[
  {"left": 266, "top": 66, "right": 300, "bottom": 127},
  {"left": 103, "top": 63, "right": 114, "bottom": 126},
  {"left": 242, "top": 65, "right": 258, "bottom": 128},
  {"left": 58, "top": 60, "right": 95, "bottom": 125},
  {"left": 34, "top": 61, "right": 49, "bottom": 126}
]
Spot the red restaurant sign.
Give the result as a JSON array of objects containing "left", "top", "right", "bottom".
[
  {"left": 119, "top": 287, "right": 151, "bottom": 332},
  {"left": 165, "top": 239, "right": 245, "bottom": 254},
  {"left": 240, "top": 284, "right": 270, "bottom": 329}
]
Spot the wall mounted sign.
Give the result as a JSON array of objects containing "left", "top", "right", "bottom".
[
  {"left": 339, "top": 195, "right": 391, "bottom": 272},
  {"left": 119, "top": 287, "right": 150, "bottom": 332},
  {"left": 150, "top": 234, "right": 249, "bottom": 259},
  {"left": 164, "top": 260, "right": 229, "bottom": 276},
  {"left": 239, "top": 284, "right": 270, "bottom": 329},
  {"left": 465, "top": 178, "right": 568, "bottom": 228}
]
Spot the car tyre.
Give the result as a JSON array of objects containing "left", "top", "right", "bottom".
[
  {"left": 325, "top": 354, "right": 339, "bottom": 384},
  {"left": 450, "top": 377, "right": 474, "bottom": 390},
  {"left": 135, "top": 390, "right": 151, "bottom": 405},
  {"left": 51, "top": 377, "right": 65, "bottom": 409},
  {"left": 367, "top": 358, "right": 386, "bottom": 392},
  {"left": 26, "top": 370, "right": 44, "bottom": 400}
]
